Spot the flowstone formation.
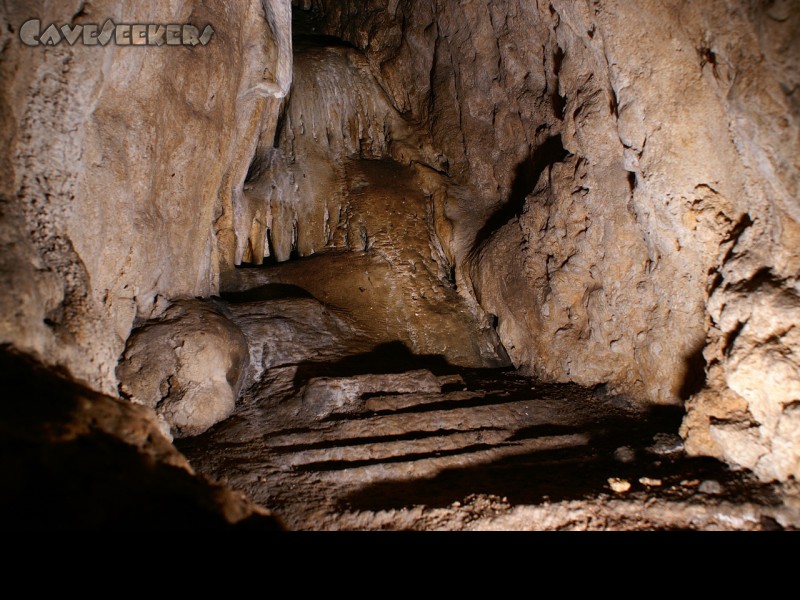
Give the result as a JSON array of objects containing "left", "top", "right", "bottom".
[
  {"left": 2, "top": 0, "right": 799, "bottom": 530},
  {"left": 288, "top": 0, "right": 800, "bottom": 482}
]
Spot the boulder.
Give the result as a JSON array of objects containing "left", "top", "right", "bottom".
[{"left": 117, "top": 300, "right": 249, "bottom": 438}]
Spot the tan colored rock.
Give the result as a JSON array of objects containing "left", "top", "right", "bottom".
[
  {"left": 226, "top": 194, "right": 508, "bottom": 369},
  {"left": 297, "top": 369, "right": 441, "bottom": 419},
  {"left": 224, "top": 295, "right": 369, "bottom": 385},
  {"left": 0, "top": 0, "right": 291, "bottom": 395},
  {"left": 766, "top": 405, "right": 800, "bottom": 483},
  {"left": 229, "top": 42, "right": 509, "bottom": 369},
  {"left": 639, "top": 477, "right": 662, "bottom": 488},
  {"left": 297, "top": 0, "right": 800, "bottom": 480},
  {"left": 608, "top": 478, "right": 631, "bottom": 493},
  {"left": 681, "top": 387, "right": 751, "bottom": 458},
  {"left": 117, "top": 300, "right": 249, "bottom": 438},
  {"left": 2, "top": 0, "right": 798, "bottom": 486}
]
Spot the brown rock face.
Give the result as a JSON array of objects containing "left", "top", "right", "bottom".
[
  {"left": 1, "top": 0, "right": 799, "bottom": 497},
  {"left": 0, "top": 0, "right": 291, "bottom": 394},
  {"left": 292, "top": 0, "right": 800, "bottom": 480},
  {"left": 230, "top": 37, "right": 508, "bottom": 368}
]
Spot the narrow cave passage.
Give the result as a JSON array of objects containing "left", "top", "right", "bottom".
[
  {"left": 3, "top": 0, "right": 797, "bottom": 532},
  {"left": 172, "top": 3, "right": 785, "bottom": 530}
]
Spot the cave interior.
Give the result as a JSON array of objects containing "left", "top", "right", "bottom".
[{"left": 1, "top": 0, "right": 799, "bottom": 530}]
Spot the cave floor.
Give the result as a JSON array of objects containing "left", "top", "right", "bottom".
[
  {"left": 172, "top": 249, "right": 800, "bottom": 531},
  {"left": 177, "top": 364, "right": 799, "bottom": 531}
]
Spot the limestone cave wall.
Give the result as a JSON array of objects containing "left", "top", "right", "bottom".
[
  {"left": 0, "top": 0, "right": 291, "bottom": 395},
  {"left": 290, "top": 0, "right": 800, "bottom": 480},
  {"left": 1, "top": 0, "right": 798, "bottom": 482}
]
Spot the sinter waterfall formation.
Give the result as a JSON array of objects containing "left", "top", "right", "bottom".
[{"left": 1, "top": 0, "right": 799, "bottom": 530}]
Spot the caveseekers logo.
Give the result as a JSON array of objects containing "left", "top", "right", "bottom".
[{"left": 19, "top": 18, "right": 214, "bottom": 47}]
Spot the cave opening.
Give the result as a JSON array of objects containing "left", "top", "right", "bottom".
[{"left": 2, "top": 0, "right": 798, "bottom": 531}]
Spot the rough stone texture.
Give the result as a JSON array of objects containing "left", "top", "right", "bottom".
[
  {"left": 292, "top": 0, "right": 800, "bottom": 481},
  {"left": 226, "top": 220, "right": 508, "bottom": 370},
  {"left": 179, "top": 360, "right": 799, "bottom": 531},
  {"left": 0, "top": 0, "right": 291, "bottom": 395},
  {"left": 295, "top": 369, "right": 442, "bottom": 419},
  {"left": 223, "top": 293, "right": 369, "bottom": 387},
  {"left": 2, "top": 0, "right": 799, "bottom": 507},
  {"left": 236, "top": 43, "right": 443, "bottom": 266},
  {"left": 116, "top": 300, "right": 249, "bottom": 439}
]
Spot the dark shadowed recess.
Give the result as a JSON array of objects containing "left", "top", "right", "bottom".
[
  {"left": 340, "top": 405, "right": 780, "bottom": 513},
  {"left": 0, "top": 346, "right": 281, "bottom": 531},
  {"left": 291, "top": 341, "right": 514, "bottom": 388},
  {"left": 679, "top": 341, "right": 707, "bottom": 400},
  {"left": 291, "top": 2, "right": 325, "bottom": 37},
  {"left": 221, "top": 283, "right": 315, "bottom": 303},
  {"left": 472, "top": 135, "right": 570, "bottom": 252},
  {"left": 293, "top": 341, "right": 458, "bottom": 384},
  {"left": 552, "top": 46, "right": 566, "bottom": 119},
  {"left": 291, "top": 1, "right": 360, "bottom": 49},
  {"left": 293, "top": 32, "right": 357, "bottom": 49}
]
